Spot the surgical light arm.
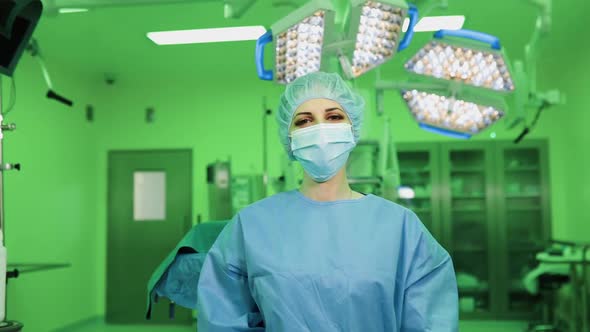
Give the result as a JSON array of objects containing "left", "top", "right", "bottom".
[
  {"left": 375, "top": 89, "right": 406, "bottom": 201},
  {"left": 26, "top": 39, "right": 74, "bottom": 107},
  {"left": 512, "top": 0, "right": 564, "bottom": 141},
  {"left": 524, "top": 0, "right": 551, "bottom": 97}
]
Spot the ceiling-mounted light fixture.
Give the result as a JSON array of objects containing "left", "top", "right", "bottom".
[
  {"left": 346, "top": 0, "right": 418, "bottom": 78},
  {"left": 256, "top": 0, "right": 336, "bottom": 84},
  {"left": 401, "top": 89, "right": 505, "bottom": 139},
  {"left": 405, "top": 29, "right": 515, "bottom": 92},
  {"left": 256, "top": 0, "right": 420, "bottom": 83}
]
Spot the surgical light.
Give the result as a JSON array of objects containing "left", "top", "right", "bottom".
[
  {"left": 275, "top": 11, "right": 325, "bottom": 83},
  {"left": 402, "top": 89, "right": 505, "bottom": 139},
  {"left": 256, "top": 0, "right": 418, "bottom": 82},
  {"left": 348, "top": 0, "right": 418, "bottom": 78},
  {"left": 148, "top": 26, "right": 266, "bottom": 45},
  {"left": 256, "top": 0, "right": 335, "bottom": 84},
  {"left": 405, "top": 29, "right": 514, "bottom": 92}
]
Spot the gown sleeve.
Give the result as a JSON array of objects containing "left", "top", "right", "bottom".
[
  {"left": 197, "top": 214, "right": 264, "bottom": 332},
  {"left": 155, "top": 252, "right": 206, "bottom": 309},
  {"left": 401, "top": 211, "right": 459, "bottom": 332}
]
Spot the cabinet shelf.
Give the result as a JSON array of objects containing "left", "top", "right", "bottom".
[
  {"left": 505, "top": 166, "right": 539, "bottom": 172},
  {"left": 509, "top": 246, "right": 544, "bottom": 253},
  {"left": 459, "top": 286, "right": 489, "bottom": 294},
  {"left": 400, "top": 168, "right": 430, "bottom": 173},
  {"left": 451, "top": 167, "right": 485, "bottom": 172},
  {"left": 505, "top": 193, "right": 541, "bottom": 198},
  {"left": 509, "top": 281, "right": 527, "bottom": 292},
  {"left": 454, "top": 246, "right": 486, "bottom": 253},
  {"left": 452, "top": 195, "right": 486, "bottom": 199},
  {"left": 507, "top": 207, "right": 541, "bottom": 211},
  {"left": 410, "top": 196, "right": 431, "bottom": 200},
  {"left": 452, "top": 208, "right": 485, "bottom": 212}
]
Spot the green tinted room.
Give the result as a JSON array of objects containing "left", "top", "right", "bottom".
[{"left": 0, "top": 0, "right": 588, "bottom": 331}]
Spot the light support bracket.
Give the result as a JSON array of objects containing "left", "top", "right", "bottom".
[
  {"left": 509, "top": 0, "right": 564, "bottom": 141},
  {"left": 255, "top": 30, "right": 273, "bottom": 81},
  {"left": 434, "top": 29, "right": 501, "bottom": 50}
]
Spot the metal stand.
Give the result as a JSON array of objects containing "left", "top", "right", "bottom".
[
  {"left": 0, "top": 75, "right": 70, "bottom": 331},
  {"left": 535, "top": 243, "right": 590, "bottom": 332},
  {"left": 0, "top": 75, "right": 9, "bottom": 326},
  {"left": 0, "top": 72, "right": 24, "bottom": 332}
]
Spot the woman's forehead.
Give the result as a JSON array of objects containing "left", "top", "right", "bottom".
[{"left": 294, "top": 98, "right": 343, "bottom": 114}]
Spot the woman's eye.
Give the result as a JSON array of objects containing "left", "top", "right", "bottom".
[
  {"left": 295, "top": 118, "right": 312, "bottom": 126},
  {"left": 327, "top": 114, "right": 344, "bottom": 121}
]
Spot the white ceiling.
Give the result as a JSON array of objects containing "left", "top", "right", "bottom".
[
  {"left": 31, "top": 0, "right": 303, "bottom": 82},
  {"left": 40, "top": 0, "right": 299, "bottom": 17}
]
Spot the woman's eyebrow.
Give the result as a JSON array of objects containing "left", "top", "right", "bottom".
[
  {"left": 325, "top": 107, "right": 343, "bottom": 112},
  {"left": 295, "top": 107, "right": 343, "bottom": 117}
]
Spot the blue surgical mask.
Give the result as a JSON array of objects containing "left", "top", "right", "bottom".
[{"left": 290, "top": 123, "right": 356, "bottom": 183}]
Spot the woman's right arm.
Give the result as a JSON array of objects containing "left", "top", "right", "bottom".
[{"left": 197, "top": 215, "right": 264, "bottom": 332}]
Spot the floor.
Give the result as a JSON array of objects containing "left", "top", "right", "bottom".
[
  {"left": 53, "top": 317, "right": 194, "bottom": 332},
  {"left": 53, "top": 317, "right": 530, "bottom": 332}
]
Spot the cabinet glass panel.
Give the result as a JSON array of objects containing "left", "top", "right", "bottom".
[
  {"left": 503, "top": 147, "right": 544, "bottom": 311},
  {"left": 398, "top": 151, "right": 434, "bottom": 232},
  {"left": 453, "top": 211, "right": 487, "bottom": 251},
  {"left": 449, "top": 149, "right": 489, "bottom": 313},
  {"left": 348, "top": 142, "right": 380, "bottom": 194},
  {"left": 455, "top": 252, "right": 490, "bottom": 313}
]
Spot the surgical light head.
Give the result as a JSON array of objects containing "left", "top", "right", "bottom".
[
  {"left": 256, "top": 0, "right": 335, "bottom": 84},
  {"left": 405, "top": 29, "right": 515, "bottom": 92},
  {"left": 401, "top": 29, "right": 514, "bottom": 138},
  {"left": 275, "top": 10, "right": 326, "bottom": 84},
  {"left": 256, "top": 0, "right": 419, "bottom": 83},
  {"left": 402, "top": 89, "right": 505, "bottom": 139},
  {"left": 347, "top": 0, "right": 418, "bottom": 78},
  {"left": 277, "top": 71, "right": 365, "bottom": 160}
]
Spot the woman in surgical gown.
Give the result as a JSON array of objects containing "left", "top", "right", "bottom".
[{"left": 197, "top": 72, "right": 459, "bottom": 331}]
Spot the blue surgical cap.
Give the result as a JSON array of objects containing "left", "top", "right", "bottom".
[{"left": 277, "top": 71, "right": 365, "bottom": 160}]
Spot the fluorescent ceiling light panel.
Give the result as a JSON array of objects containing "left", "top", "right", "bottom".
[
  {"left": 402, "top": 15, "right": 465, "bottom": 32},
  {"left": 58, "top": 8, "right": 89, "bottom": 14},
  {"left": 147, "top": 26, "right": 267, "bottom": 45}
]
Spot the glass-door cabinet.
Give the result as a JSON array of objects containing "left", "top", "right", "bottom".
[
  {"left": 440, "top": 142, "right": 498, "bottom": 318},
  {"left": 396, "top": 143, "right": 443, "bottom": 245},
  {"left": 496, "top": 140, "right": 550, "bottom": 317},
  {"left": 395, "top": 140, "right": 550, "bottom": 320}
]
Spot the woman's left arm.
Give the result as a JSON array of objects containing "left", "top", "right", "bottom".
[{"left": 400, "top": 212, "right": 459, "bottom": 332}]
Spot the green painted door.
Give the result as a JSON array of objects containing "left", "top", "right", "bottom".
[{"left": 107, "top": 149, "right": 193, "bottom": 325}]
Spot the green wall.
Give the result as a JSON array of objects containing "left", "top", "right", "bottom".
[
  {"left": 1, "top": 0, "right": 588, "bottom": 330},
  {"left": 2, "top": 56, "right": 98, "bottom": 330},
  {"left": 90, "top": 72, "right": 285, "bottom": 317}
]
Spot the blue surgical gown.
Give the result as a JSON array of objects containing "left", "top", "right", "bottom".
[{"left": 197, "top": 190, "right": 458, "bottom": 331}]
